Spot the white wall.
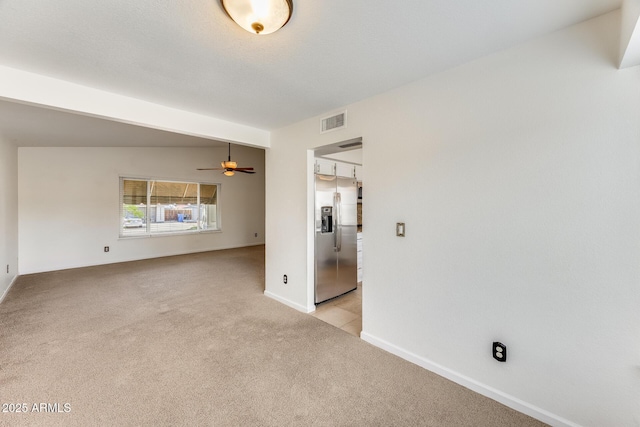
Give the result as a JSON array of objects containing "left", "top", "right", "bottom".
[
  {"left": 19, "top": 145, "right": 265, "bottom": 274},
  {"left": 0, "top": 136, "right": 19, "bottom": 300},
  {"left": 266, "top": 11, "right": 640, "bottom": 427}
]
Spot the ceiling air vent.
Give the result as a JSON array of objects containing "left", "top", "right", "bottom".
[
  {"left": 320, "top": 111, "right": 347, "bottom": 133},
  {"left": 338, "top": 140, "right": 362, "bottom": 149}
]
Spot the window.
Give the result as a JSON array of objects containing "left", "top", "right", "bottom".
[{"left": 120, "top": 178, "right": 220, "bottom": 238}]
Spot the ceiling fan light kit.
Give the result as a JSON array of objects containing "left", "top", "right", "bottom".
[
  {"left": 221, "top": 0, "right": 293, "bottom": 35},
  {"left": 222, "top": 161, "right": 237, "bottom": 169}
]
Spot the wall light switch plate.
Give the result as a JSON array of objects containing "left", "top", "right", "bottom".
[{"left": 396, "top": 222, "right": 405, "bottom": 237}]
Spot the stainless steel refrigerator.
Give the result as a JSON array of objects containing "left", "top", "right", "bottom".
[{"left": 315, "top": 174, "right": 358, "bottom": 304}]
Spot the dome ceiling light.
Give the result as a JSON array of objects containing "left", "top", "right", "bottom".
[{"left": 221, "top": 0, "right": 293, "bottom": 35}]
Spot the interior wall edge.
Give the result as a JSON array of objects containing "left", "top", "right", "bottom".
[
  {"left": 0, "top": 274, "right": 20, "bottom": 305},
  {"left": 264, "top": 290, "right": 314, "bottom": 313}
]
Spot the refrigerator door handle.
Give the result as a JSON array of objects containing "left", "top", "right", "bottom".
[
  {"left": 335, "top": 192, "right": 342, "bottom": 252},
  {"left": 332, "top": 193, "right": 338, "bottom": 251}
]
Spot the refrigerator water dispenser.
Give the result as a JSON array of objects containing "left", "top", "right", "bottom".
[{"left": 321, "top": 206, "right": 333, "bottom": 233}]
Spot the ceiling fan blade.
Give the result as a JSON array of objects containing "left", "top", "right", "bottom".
[{"left": 199, "top": 145, "right": 253, "bottom": 174}]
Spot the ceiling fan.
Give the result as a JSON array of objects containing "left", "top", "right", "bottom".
[{"left": 197, "top": 143, "right": 255, "bottom": 176}]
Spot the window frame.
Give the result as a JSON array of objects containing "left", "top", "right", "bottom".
[{"left": 119, "top": 177, "right": 222, "bottom": 239}]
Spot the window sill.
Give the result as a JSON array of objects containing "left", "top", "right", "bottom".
[{"left": 119, "top": 229, "right": 222, "bottom": 240}]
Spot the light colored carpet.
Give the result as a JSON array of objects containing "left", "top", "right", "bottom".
[{"left": 0, "top": 246, "right": 545, "bottom": 426}]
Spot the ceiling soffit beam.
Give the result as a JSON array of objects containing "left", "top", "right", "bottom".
[
  {"left": 620, "top": 0, "right": 640, "bottom": 68},
  {"left": 0, "top": 65, "right": 270, "bottom": 148}
]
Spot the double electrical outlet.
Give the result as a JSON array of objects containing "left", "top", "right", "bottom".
[{"left": 493, "top": 342, "right": 507, "bottom": 362}]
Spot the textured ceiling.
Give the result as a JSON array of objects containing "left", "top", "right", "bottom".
[{"left": 0, "top": 0, "right": 622, "bottom": 134}]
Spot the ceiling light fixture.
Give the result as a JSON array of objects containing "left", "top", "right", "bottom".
[
  {"left": 221, "top": 0, "right": 293, "bottom": 35},
  {"left": 222, "top": 160, "right": 237, "bottom": 169},
  {"left": 222, "top": 158, "right": 236, "bottom": 176}
]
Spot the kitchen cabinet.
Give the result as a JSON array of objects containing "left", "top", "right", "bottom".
[
  {"left": 315, "top": 158, "right": 335, "bottom": 175},
  {"left": 355, "top": 165, "right": 363, "bottom": 180},
  {"left": 315, "top": 158, "right": 359, "bottom": 178},
  {"left": 336, "top": 162, "right": 356, "bottom": 178}
]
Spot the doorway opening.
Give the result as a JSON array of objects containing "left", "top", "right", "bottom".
[{"left": 309, "top": 138, "right": 363, "bottom": 337}]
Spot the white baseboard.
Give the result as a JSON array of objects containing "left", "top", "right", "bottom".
[
  {"left": 20, "top": 243, "right": 266, "bottom": 275},
  {"left": 0, "top": 274, "right": 19, "bottom": 305},
  {"left": 264, "top": 290, "right": 314, "bottom": 313},
  {"left": 360, "top": 331, "right": 581, "bottom": 427}
]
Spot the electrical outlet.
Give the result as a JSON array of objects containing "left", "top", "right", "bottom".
[
  {"left": 254, "top": 232, "right": 258, "bottom": 237},
  {"left": 104, "top": 246, "right": 110, "bottom": 253},
  {"left": 283, "top": 274, "right": 288, "bottom": 284},
  {"left": 493, "top": 342, "right": 507, "bottom": 362}
]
